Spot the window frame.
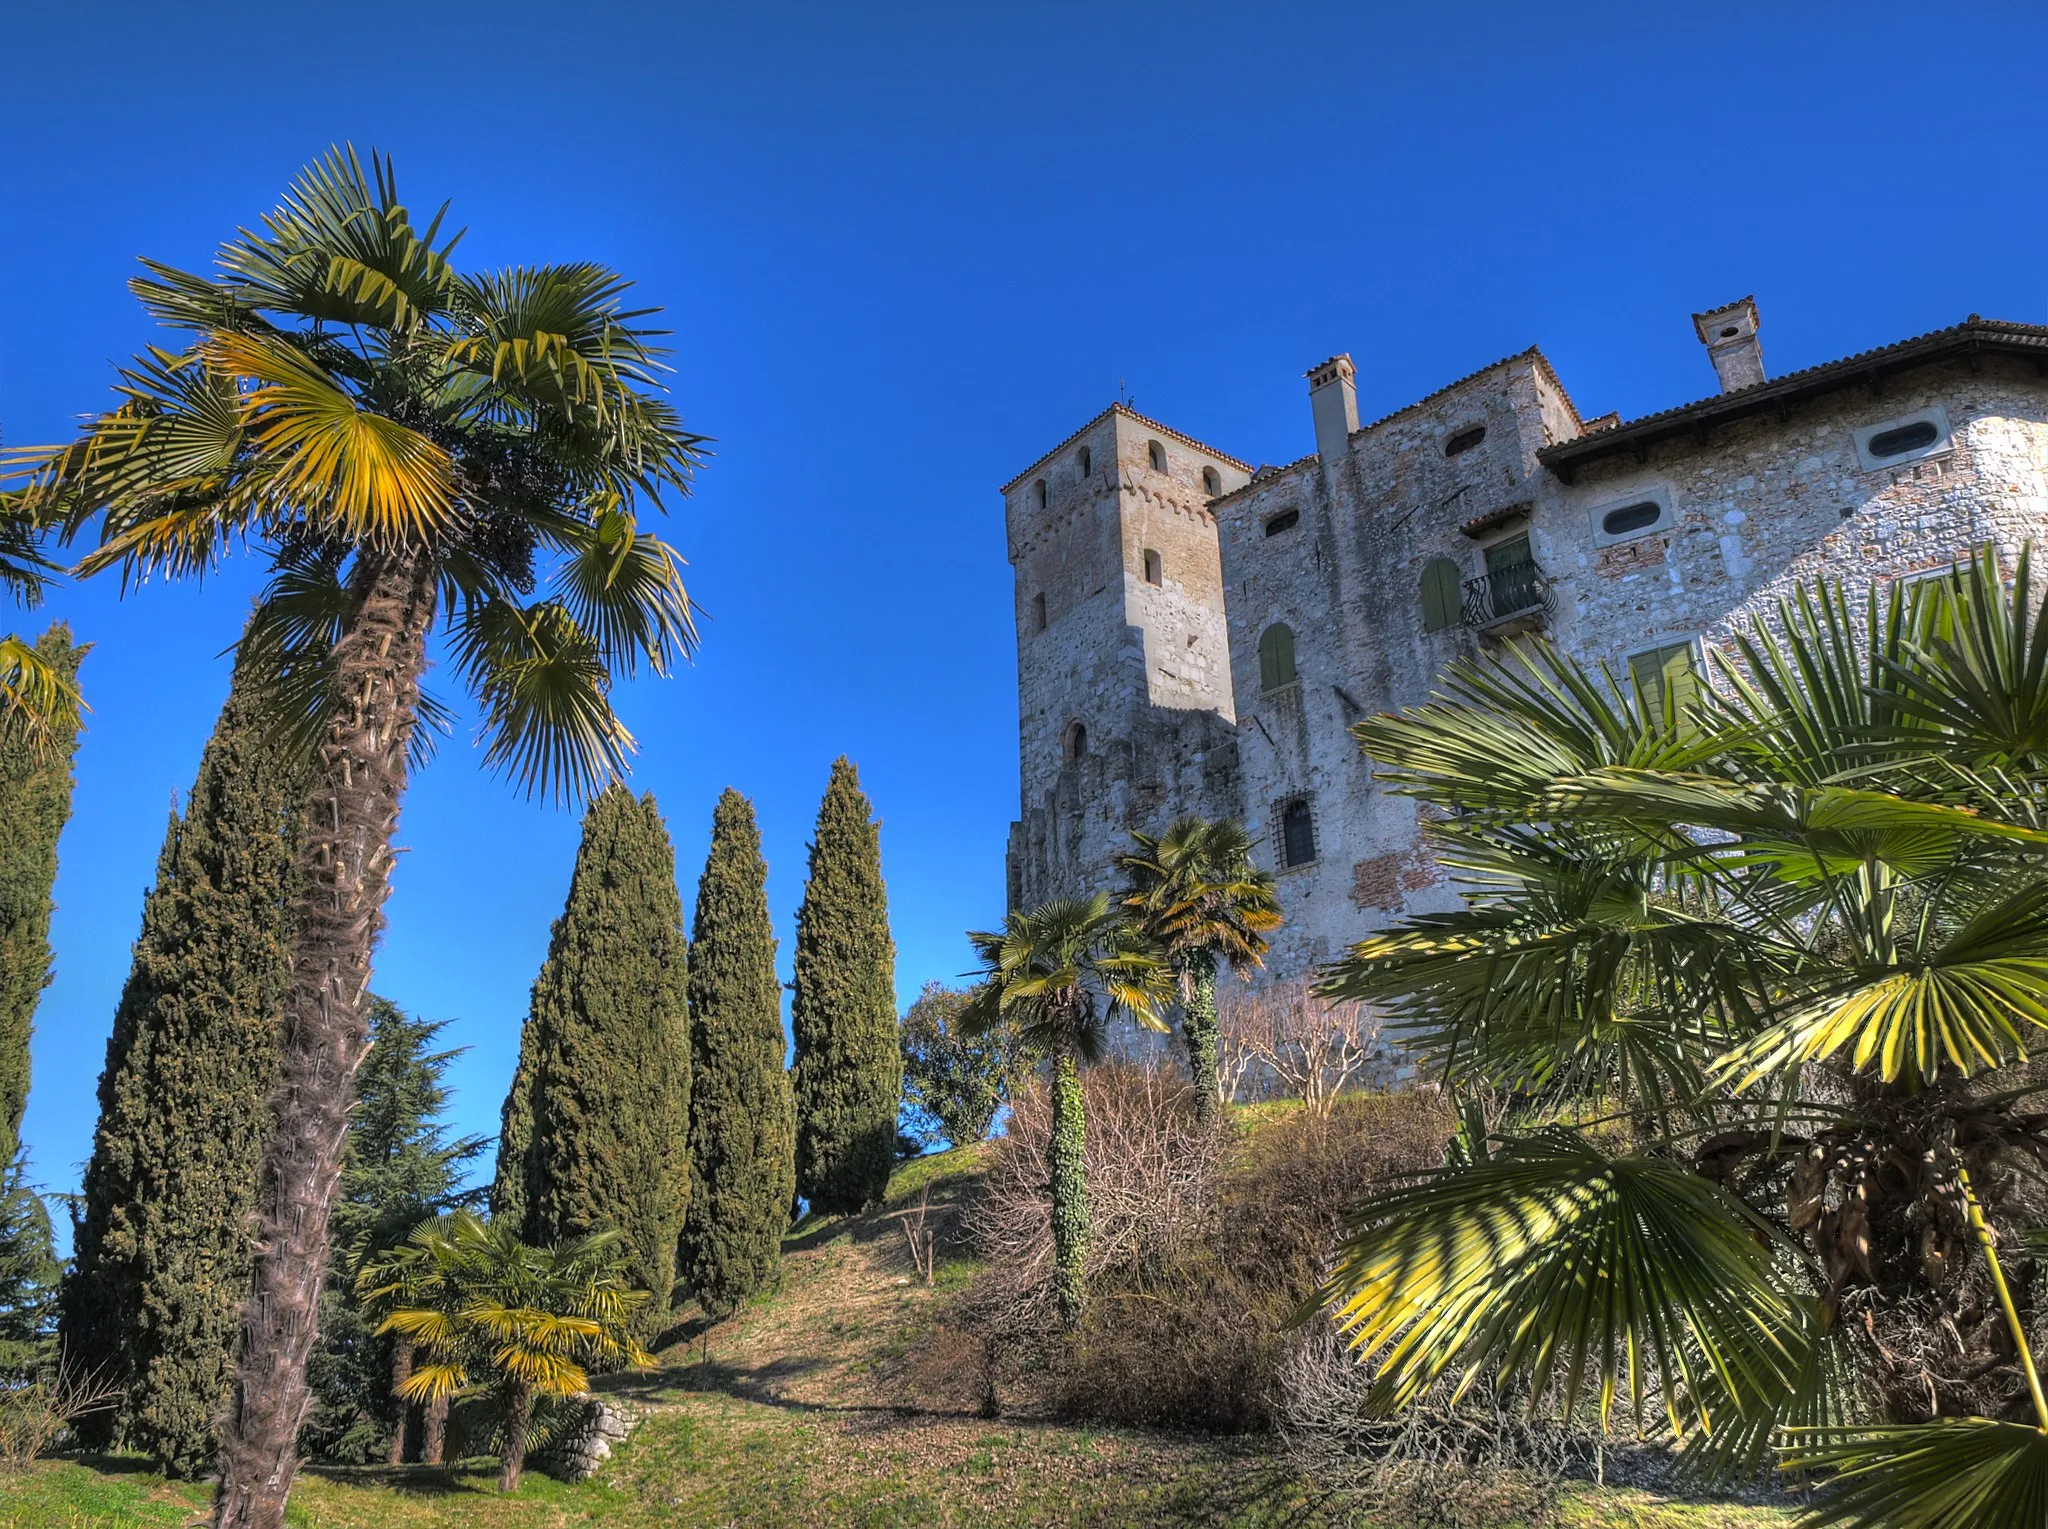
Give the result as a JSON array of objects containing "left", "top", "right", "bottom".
[
  {"left": 1588, "top": 487, "right": 1675, "bottom": 547},
  {"left": 1852, "top": 406, "right": 1953, "bottom": 471},
  {"left": 1202, "top": 465, "right": 1222, "bottom": 496},
  {"left": 1142, "top": 548, "right": 1163, "bottom": 586},
  {"left": 1147, "top": 440, "right": 1168, "bottom": 474}
]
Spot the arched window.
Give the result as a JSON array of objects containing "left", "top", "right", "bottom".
[
  {"left": 1078, "top": 445, "right": 1092, "bottom": 477},
  {"left": 1280, "top": 799, "right": 1317, "bottom": 868},
  {"left": 1420, "top": 556, "right": 1461, "bottom": 633},
  {"left": 1065, "top": 721, "right": 1087, "bottom": 762},
  {"left": 1258, "top": 623, "right": 1297, "bottom": 692},
  {"left": 1034, "top": 478, "right": 1048, "bottom": 510},
  {"left": 1148, "top": 440, "right": 1167, "bottom": 473},
  {"left": 1143, "top": 549, "right": 1163, "bottom": 586},
  {"left": 1032, "top": 592, "right": 1047, "bottom": 632},
  {"left": 1202, "top": 466, "right": 1221, "bottom": 496}
]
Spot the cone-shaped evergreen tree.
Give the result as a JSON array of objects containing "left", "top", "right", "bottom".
[
  {"left": 790, "top": 757, "right": 899, "bottom": 1215},
  {"left": 59, "top": 665, "right": 300, "bottom": 1476},
  {"left": 680, "top": 789, "right": 794, "bottom": 1313},
  {"left": 0, "top": 623, "right": 85, "bottom": 1167},
  {"left": 490, "top": 785, "right": 690, "bottom": 1330}
]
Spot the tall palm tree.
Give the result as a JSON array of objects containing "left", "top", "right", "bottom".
[
  {"left": 4, "top": 148, "right": 704, "bottom": 1529},
  {"left": 1117, "top": 815, "right": 1281, "bottom": 1123},
  {"left": 374, "top": 1212, "right": 651, "bottom": 1494},
  {"left": 961, "top": 893, "right": 1169, "bottom": 1327},
  {"left": 1314, "top": 548, "right": 2048, "bottom": 1526}
]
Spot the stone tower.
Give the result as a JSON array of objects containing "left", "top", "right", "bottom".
[{"left": 1003, "top": 404, "right": 1252, "bottom": 915}]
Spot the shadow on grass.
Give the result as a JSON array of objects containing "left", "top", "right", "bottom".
[
  {"left": 602, "top": 1352, "right": 989, "bottom": 1423},
  {"left": 301, "top": 1459, "right": 506, "bottom": 1500}
]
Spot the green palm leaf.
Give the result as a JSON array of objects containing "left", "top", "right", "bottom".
[
  {"left": 1321, "top": 1130, "right": 1807, "bottom": 1435},
  {"left": 1787, "top": 1418, "right": 2048, "bottom": 1529}
]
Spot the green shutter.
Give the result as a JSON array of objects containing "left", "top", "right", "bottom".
[
  {"left": 1259, "top": 625, "right": 1296, "bottom": 691},
  {"left": 1630, "top": 643, "right": 1699, "bottom": 723},
  {"left": 1420, "top": 558, "right": 1460, "bottom": 633}
]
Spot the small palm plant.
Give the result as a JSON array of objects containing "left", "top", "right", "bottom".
[
  {"left": 354, "top": 1233, "right": 444, "bottom": 1467},
  {"left": 4, "top": 147, "right": 703, "bottom": 1528},
  {"left": 961, "top": 893, "right": 1169, "bottom": 1327},
  {"left": 1314, "top": 547, "right": 2048, "bottom": 1526},
  {"left": 374, "top": 1211, "right": 651, "bottom": 1494},
  {"left": 1117, "top": 815, "right": 1281, "bottom": 1123}
]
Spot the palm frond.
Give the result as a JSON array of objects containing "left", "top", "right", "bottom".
[
  {"left": 451, "top": 596, "right": 633, "bottom": 803},
  {"left": 545, "top": 509, "right": 697, "bottom": 677},
  {"left": 1785, "top": 1417, "right": 2048, "bottom": 1529},
  {"left": 1320, "top": 1130, "right": 1808, "bottom": 1435}
]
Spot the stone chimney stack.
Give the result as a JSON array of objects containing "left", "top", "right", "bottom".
[
  {"left": 1692, "top": 297, "right": 1765, "bottom": 393},
  {"left": 1307, "top": 355, "right": 1359, "bottom": 466}
]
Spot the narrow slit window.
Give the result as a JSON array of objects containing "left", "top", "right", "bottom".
[
  {"left": 1034, "top": 478, "right": 1048, "bottom": 510},
  {"left": 1280, "top": 800, "right": 1316, "bottom": 868},
  {"left": 1148, "top": 441, "right": 1167, "bottom": 473},
  {"left": 1142, "top": 549, "right": 1162, "bottom": 586},
  {"left": 1077, "top": 445, "right": 1092, "bottom": 477},
  {"left": 1066, "top": 722, "right": 1087, "bottom": 762},
  {"left": 1032, "top": 593, "right": 1047, "bottom": 632},
  {"left": 1202, "top": 466, "right": 1222, "bottom": 496}
]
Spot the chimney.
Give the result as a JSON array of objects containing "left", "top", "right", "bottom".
[
  {"left": 1307, "top": 354, "right": 1358, "bottom": 466},
  {"left": 1692, "top": 297, "right": 1765, "bottom": 393}
]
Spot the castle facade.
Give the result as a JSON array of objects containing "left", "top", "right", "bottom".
[{"left": 1003, "top": 300, "right": 2048, "bottom": 983}]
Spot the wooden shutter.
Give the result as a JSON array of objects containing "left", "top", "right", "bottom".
[{"left": 1420, "top": 558, "right": 1460, "bottom": 633}]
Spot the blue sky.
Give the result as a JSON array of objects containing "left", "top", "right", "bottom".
[{"left": 3, "top": 1, "right": 2044, "bottom": 1203}]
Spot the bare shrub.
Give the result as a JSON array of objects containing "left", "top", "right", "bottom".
[
  {"left": 1276, "top": 1326, "right": 1577, "bottom": 1528},
  {"left": 898, "top": 1184, "right": 938, "bottom": 1285},
  {"left": 966, "top": 1063, "right": 1224, "bottom": 1337},
  {"left": 960, "top": 1070, "right": 1453, "bottom": 1432},
  {"left": 1217, "top": 978, "right": 1389, "bottom": 1114},
  {"left": 0, "top": 1356, "right": 120, "bottom": 1471}
]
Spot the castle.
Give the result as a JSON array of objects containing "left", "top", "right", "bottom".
[{"left": 1002, "top": 299, "right": 2048, "bottom": 985}]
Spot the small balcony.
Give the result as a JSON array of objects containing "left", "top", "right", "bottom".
[{"left": 1463, "top": 553, "right": 1553, "bottom": 635}]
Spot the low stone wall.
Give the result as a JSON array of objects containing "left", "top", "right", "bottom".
[{"left": 534, "top": 1393, "right": 641, "bottom": 1482}]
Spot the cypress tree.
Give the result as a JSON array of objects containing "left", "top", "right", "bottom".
[
  {"left": 0, "top": 623, "right": 84, "bottom": 1166},
  {"left": 790, "top": 757, "right": 899, "bottom": 1214},
  {"left": 0, "top": 1150, "right": 59, "bottom": 1379},
  {"left": 680, "top": 789, "right": 794, "bottom": 1313},
  {"left": 490, "top": 785, "right": 689, "bottom": 1334},
  {"left": 59, "top": 667, "right": 299, "bottom": 1476}
]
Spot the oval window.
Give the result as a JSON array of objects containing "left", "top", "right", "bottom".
[
  {"left": 1601, "top": 501, "right": 1662, "bottom": 537},
  {"left": 1444, "top": 425, "right": 1486, "bottom": 457},
  {"left": 1263, "top": 509, "right": 1300, "bottom": 537},
  {"left": 1868, "top": 421, "right": 1940, "bottom": 459}
]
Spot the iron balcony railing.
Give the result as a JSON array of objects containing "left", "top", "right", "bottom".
[{"left": 1462, "top": 554, "right": 1553, "bottom": 631}]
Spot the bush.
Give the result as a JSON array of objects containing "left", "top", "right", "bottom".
[
  {"left": 0, "top": 1357, "right": 118, "bottom": 1471},
  {"left": 961, "top": 1066, "right": 1452, "bottom": 1431},
  {"left": 900, "top": 982, "right": 1010, "bottom": 1151}
]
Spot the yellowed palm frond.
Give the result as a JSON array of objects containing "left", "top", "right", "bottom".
[{"left": 204, "top": 329, "right": 455, "bottom": 545}]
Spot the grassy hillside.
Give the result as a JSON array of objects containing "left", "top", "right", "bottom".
[{"left": 7, "top": 1140, "right": 1797, "bottom": 1529}]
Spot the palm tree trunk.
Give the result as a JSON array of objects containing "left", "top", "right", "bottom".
[
  {"left": 1180, "top": 952, "right": 1221, "bottom": 1127},
  {"left": 499, "top": 1384, "right": 533, "bottom": 1493},
  {"left": 1048, "top": 1040, "right": 1089, "bottom": 1329},
  {"left": 215, "top": 552, "right": 436, "bottom": 1529},
  {"left": 385, "top": 1337, "right": 415, "bottom": 1466},
  {"left": 421, "top": 1392, "right": 448, "bottom": 1466}
]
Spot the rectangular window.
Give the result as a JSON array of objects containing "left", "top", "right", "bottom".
[
  {"left": 1482, "top": 535, "right": 1540, "bottom": 620},
  {"left": 1628, "top": 642, "right": 1700, "bottom": 719}
]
